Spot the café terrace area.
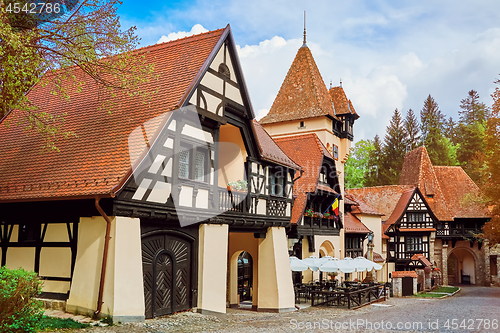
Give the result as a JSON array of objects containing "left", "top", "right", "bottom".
[{"left": 289, "top": 255, "right": 388, "bottom": 309}]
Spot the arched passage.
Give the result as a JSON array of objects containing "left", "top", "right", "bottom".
[
  {"left": 228, "top": 232, "right": 259, "bottom": 309},
  {"left": 448, "top": 247, "right": 478, "bottom": 285}
]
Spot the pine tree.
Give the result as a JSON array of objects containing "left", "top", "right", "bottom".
[
  {"left": 420, "top": 95, "right": 456, "bottom": 165},
  {"left": 364, "top": 135, "right": 383, "bottom": 187},
  {"left": 404, "top": 109, "right": 421, "bottom": 151},
  {"left": 459, "top": 90, "right": 490, "bottom": 125},
  {"left": 443, "top": 116, "right": 458, "bottom": 145},
  {"left": 456, "top": 90, "right": 489, "bottom": 183},
  {"left": 420, "top": 94, "right": 445, "bottom": 141},
  {"left": 379, "top": 109, "right": 408, "bottom": 184}
]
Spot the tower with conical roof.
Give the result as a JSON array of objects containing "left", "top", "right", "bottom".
[
  {"left": 260, "top": 33, "right": 360, "bottom": 268},
  {"left": 260, "top": 37, "right": 359, "bottom": 198}
]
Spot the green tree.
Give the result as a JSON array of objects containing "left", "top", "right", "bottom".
[
  {"left": 443, "top": 116, "right": 458, "bottom": 145},
  {"left": 480, "top": 77, "right": 500, "bottom": 245},
  {"left": 420, "top": 95, "right": 456, "bottom": 165},
  {"left": 404, "top": 108, "right": 421, "bottom": 151},
  {"left": 456, "top": 90, "right": 489, "bottom": 183},
  {"left": 364, "top": 135, "right": 383, "bottom": 187},
  {"left": 345, "top": 140, "right": 374, "bottom": 189},
  {"left": 380, "top": 108, "right": 407, "bottom": 184},
  {"left": 459, "top": 89, "right": 490, "bottom": 125},
  {"left": 0, "top": 0, "right": 155, "bottom": 150},
  {"left": 420, "top": 94, "right": 445, "bottom": 141}
]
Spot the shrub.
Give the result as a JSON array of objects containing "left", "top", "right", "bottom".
[{"left": 0, "top": 267, "right": 43, "bottom": 333}]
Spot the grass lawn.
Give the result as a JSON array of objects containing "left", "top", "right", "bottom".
[
  {"left": 411, "top": 292, "right": 447, "bottom": 298},
  {"left": 433, "top": 286, "right": 459, "bottom": 293},
  {"left": 38, "top": 316, "right": 90, "bottom": 331}
]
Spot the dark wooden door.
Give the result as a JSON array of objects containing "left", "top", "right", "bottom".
[
  {"left": 402, "top": 277, "right": 413, "bottom": 296},
  {"left": 142, "top": 232, "right": 192, "bottom": 318}
]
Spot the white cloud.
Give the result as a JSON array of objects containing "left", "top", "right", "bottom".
[{"left": 156, "top": 24, "right": 208, "bottom": 44}]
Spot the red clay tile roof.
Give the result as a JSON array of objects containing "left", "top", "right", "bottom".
[
  {"left": 329, "top": 86, "right": 359, "bottom": 119},
  {"left": 348, "top": 185, "right": 415, "bottom": 221},
  {"left": 433, "top": 166, "right": 490, "bottom": 218},
  {"left": 251, "top": 120, "right": 300, "bottom": 170},
  {"left": 344, "top": 212, "right": 370, "bottom": 234},
  {"left": 364, "top": 251, "right": 385, "bottom": 263},
  {"left": 260, "top": 45, "right": 339, "bottom": 124},
  {"left": 345, "top": 193, "right": 384, "bottom": 216},
  {"left": 399, "top": 146, "right": 453, "bottom": 221},
  {"left": 349, "top": 186, "right": 417, "bottom": 235},
  {"left": 392, "top": 271, "right": 417, "bottom": 278},
  {"left": 0, "top": 28, "right": 228, "bottom": 201},
  {"left": 411, "top": 254, "right": 432, "bottom": 267},
  {"left": 274, "top": 133, "right": 336, "bottom": 224}
]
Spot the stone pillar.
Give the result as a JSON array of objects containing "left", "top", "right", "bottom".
[
  {"left": 67, "top": 216, "right": 145, "bottom": 322},
  {"left": 198, "top": 224, "right": 229, "bottom": 314},
  {"left": 257, "top": 227, "right": 295, "bottom": 312},
  {"left": 484, "top": 241, "right": 491, "bottom": 286},
  {"left": 442, "top": 243, "right": 448, "bottom": 286}
]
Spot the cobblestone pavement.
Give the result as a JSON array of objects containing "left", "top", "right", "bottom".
[{"left": 51, "top": 286, "right": 500, "bottom": 333}]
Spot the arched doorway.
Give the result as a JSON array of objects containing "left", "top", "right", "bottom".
[
  {"left": 142, "top": 231, "right": 194, "bottom": 318},
  {"left": 319, "top": 240, "right": 335, "bottom": 282},
  {"left": 448, "top": 248, "right": 477, "bottom": 285},
  {"left": 237, "top": 251, "right": 253, "bottom": 302}
]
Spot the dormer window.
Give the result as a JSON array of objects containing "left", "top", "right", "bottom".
[{"left": 299, "top": 121, "right": 305, "bottom": 129}]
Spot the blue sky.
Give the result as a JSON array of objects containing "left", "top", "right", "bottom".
[{"left": 117, "top": 0, "right": 500, "bottom": 142}]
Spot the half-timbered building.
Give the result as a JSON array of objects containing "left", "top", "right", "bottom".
[
  {"left": 349, "top": 146, "right": 492, "bottom": 286},
  {"left": 0, "top": 26, "right": 300, "bottom": 321},
  {"left": 399, "top": 146, "right": 491, "bottom": 285}
]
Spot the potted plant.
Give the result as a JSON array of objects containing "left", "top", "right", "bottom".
[
  {"left": 324, "top": 212, "right": 331, "bottom": 219},
  {"left": 304, "top": 208, "right": 314, "bottom": 217},
  {"left": 227, "top": 180, "right": 248, "bottom": 192},
  {"left": 328, "top": 272, "right": 338, "bottom": 280}
]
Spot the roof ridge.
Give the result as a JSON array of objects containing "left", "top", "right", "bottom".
[
  {"left": 304, "top": 47, "right": 323, "bottom": 113},
  {"left": 312, "top": 133, "right": 334, "bottom": 159},
  {"left": 273, "top": 133, "right": 317, "bottom": 142},
  {"left": 39, "top": 27, "right": 227, "bottom": 80},
  {"left": 134, "top": 27, "right": 226, "bottom": 54},
  {"left": 252, "top": 120, "right": 301, "bottom": 170}
]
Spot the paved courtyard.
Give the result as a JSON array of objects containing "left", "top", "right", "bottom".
[{"left": 55, "top": 286, "right": 500, "bottom": 333}]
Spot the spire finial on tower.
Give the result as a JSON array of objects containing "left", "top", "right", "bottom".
[
  {"left": 340, "top": 78, "right": 342, "bottom": 88},
  {"left": 330, "top": 79, "right": 332, "bottom": 89},
  {"left": 303, "top": 11, "right": 307, "bottom": 46}
]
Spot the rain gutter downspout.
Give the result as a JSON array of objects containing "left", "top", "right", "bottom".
[{"left": 94, "top": 195, "right": 114, "bottom": 317}]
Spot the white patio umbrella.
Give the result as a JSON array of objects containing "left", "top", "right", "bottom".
[
  {"left": 334, "top": 257, "right": 358, "bottom": 273},
  {"left": 318, "top": 257, "right": 340, "bottom": 272},
  {"left": 289, "top": 256, "right": 309, "bottom": 272},
  {"left": 353, "top": 256, "right": 383, "bottom": 271},
  {"left": 302, "top": 256, "right": 324, "bottom": 271},
  {"left": 319, "top": 255, "right": 335, "bottom": 263}
]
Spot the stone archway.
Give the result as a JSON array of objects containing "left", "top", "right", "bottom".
[{"left": 448, "top": 246, "right": 479, "bottom": 285}]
